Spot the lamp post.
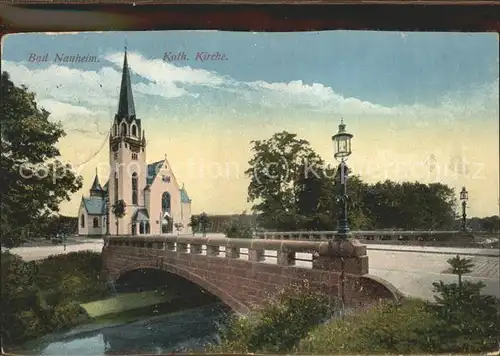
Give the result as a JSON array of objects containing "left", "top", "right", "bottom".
[
  {"left": 460, "top": 186, "right": 468, "bottom": 231},
  {"left": 332, "top": 118, "right": 353, "bottom": 239}
]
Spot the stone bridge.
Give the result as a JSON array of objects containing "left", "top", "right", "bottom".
[{"left": 102, "top": 235, "right": 403, "bottom": 313}]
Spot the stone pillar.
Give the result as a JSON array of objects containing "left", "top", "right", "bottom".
[
  {"left": 312, "top": 238, "right": 368, "bottom": 275},
  {"left": 177, "top": 243, "right": 188, "bottom": 253},
  {"left": 277, "top": 249, "right": 295, "bottom": 266},
  {"left": 249, "top": 248, "right": 265, "bottom": 262},
  {"left": 206, "top": 245, "right": 220, "bottom": 256},
  {"left": 190, "top": 244, "right": 203, "bottom": 254},
  {"left": 226, "top": 247, "right": 240, "bottom": 259}
]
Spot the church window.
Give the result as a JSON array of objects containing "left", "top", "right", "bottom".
[
  {"left": 93, "top": 217, "right": 99, "bottom": 228},
  {"left": 145, "top": 222, "right": 150, "bottom": 234},
  {"left": 125, "top": 143, "right": 128, "bottom": 148},
  {"left": 132, "top": 172, "right": 138, "bottom": 205},
  {"left": 132, "top": 223, "right": 137, "bottom": 235},
  {"left": 139, "top": 223, "right": 144, "bottom": 234},
  {"left": 161, "top": 192, "right": 171, "bottom": 213},
  {"left": 131, "top": 125, "right": 137, "bottom": 137},
  {"left": 80, "top": 214, "right": 85, "bottom": 228},
  {"left": 114, "top": 172, "right": 119, "bottom": 203},
  {"left": 114, "top": 153, "right": 118, "bottom": 160},
  {"left": 132, "top": 153, "right": 138, "bottom": 160},
  {"left": 121, "top": 123, "right": 127, "bottom": 136}
]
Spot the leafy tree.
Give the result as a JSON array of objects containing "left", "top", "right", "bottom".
[
  {"left": 189, "top": 215, "right": 199, "bottom": 235},
  {"left": 224, "top": 212, "right": 253, "bottom": 239},
  {"left": 1, "top": 71, "right": 83, "bottom": 247},
  {"left": 198, "top": 212, "right": 209, "bottom": 237},
  {"left": 245, "top": 131, "right": 325, "bottom": 230},
  {"left": 111, "top": 199, "right": 126, "bottom": 235}
]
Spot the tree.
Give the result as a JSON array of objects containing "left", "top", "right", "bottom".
[
  {"left": 111, "top": 200, "right": 126, "bottom": 235},
  {"left": 446, "top": 254, "right": 474, "bottom": 289},
  {"left": 431, "top": 255, "right": 500, "bottom": 352},
  {"left": 224, "top": 212, "right": 254, "bottom": 239},
  {"left": 245, "top": 131, "right": 325, "bottom": 230},
  {"left": 198, "top": 212, "right": 209, "bottom": 237},
  {"left": 189, "top": 216, "right": 199, "bottom": 236},
  {"left": 1, "top": 72, "right": 83, "bottom": 247}
]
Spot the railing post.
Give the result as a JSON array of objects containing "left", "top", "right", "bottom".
[
  {"left": 226, "top": 246, "right": 240, "bottom": 259},
  {"left": 248, "top": 248, "right": 265, "bottom": 262},
  {"left": 190, "top": 243, "right": 203, "bottom": 254},
  {"left": 313, "top": 239, "right": 368, "bottom": 275},
  {"left": 277, "top": 249, "right": 295, "bottom": 266},
  {"left": 177, "top": 242, "right": 188, "bottom": 253},
  {"left": 206, "top": 244, "right": 220, "bottom": 256}
]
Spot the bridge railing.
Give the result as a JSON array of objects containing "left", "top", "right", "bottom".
[
  {"left": 104, "top": 234, "right": 368, "bottom": 273},
  {"left": 253, "top": 230, "right": 472, "bottom": 241}
]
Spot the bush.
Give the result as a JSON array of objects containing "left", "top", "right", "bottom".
[
  {"left": 1, "top": 251, "right": 108, "bottom": 348},
  {"left": 210, "top": 282, "right": 338, "bottom": 353}
]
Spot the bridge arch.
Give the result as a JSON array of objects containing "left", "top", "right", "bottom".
[{"left": 109, "top": 261, "right": 250, "bottom": 314}]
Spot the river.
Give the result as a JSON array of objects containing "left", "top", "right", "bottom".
[{"left": 20, "top": 303, "right": 232, "bottom": 355}]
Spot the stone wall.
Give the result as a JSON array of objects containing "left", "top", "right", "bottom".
[{"left": 103, "top": 235, "right": 402, "bottom": 313}]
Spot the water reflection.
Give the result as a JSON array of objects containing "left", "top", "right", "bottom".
[{"left": 27, "top": 303, "right": 232, "bottom": 355}]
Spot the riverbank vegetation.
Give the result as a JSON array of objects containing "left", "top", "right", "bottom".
[
  {"left": 0, "top": 250, "right": 110, "bottom": 348},
  {"left": 212, "top": 255, "right": 500, "bottom": 354}
]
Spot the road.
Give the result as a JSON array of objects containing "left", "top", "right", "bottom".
[{"left": 6, "top": 236, "right": 500, "bottom": 301}]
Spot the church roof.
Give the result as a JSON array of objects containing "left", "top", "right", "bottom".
[
  {"left": 117, "top": 49, "right": 136, "bottom": 120},
  {"left": 180, "top": 185, "right": 191, "bottom": 203},
  {"left": 147, "top": 159, "right": 165, "bottom": 185},
  {"left": 82, "top": 196, "right": 106, "bottom": 215}
]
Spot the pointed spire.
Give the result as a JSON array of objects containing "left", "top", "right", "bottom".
[
  {"left": 90, "top": 169, "right": 103, "bottom": 196},
  {"left": 117, "top": 48, "right": 136, "bottom": 120}
]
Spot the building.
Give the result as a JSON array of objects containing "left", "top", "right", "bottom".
[{"left": 77, "top": 49, "right": 192, "bottom": 236}]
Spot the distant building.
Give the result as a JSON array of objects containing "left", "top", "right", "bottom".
[{"left": 77, "top": 49, "right": 192, "bottom": 236}]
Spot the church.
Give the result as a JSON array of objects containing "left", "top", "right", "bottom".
[{"left": 77, "top": 49, "right": 192, "bottom": 236}]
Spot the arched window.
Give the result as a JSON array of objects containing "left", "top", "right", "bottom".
[
  {"left": 131, "top": 125, "right": 137, "bottom": 137},
  {"left": 80, "top": 214, "right": 85, "bottom": 228},
  {"left": 161, "top": 192, "right": 171, "bottom": 213},
  {"left": 93, "top": 217, "right": 99, "bottom": 228},
  {"left": 121, "top": 122, "right": 127, "bottom": 136},
  {"left": 145, "top": 222, "right": 150, "bottom": 234},
  {"left": 139, "top": 223, "right": 144, "bottom": 234},
  {"left": 114, "top": 172, "right": 119, "bottom": 203},
  {"left": 131, "top": 172, "right": 138, "bottom": 205}
]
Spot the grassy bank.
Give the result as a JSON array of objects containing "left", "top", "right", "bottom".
[
  {"left": 81, "top": 290, "right": 177, "bottom": 318},
  {"left": 211, "top": 257, "right": 500, "bottom": 355}
]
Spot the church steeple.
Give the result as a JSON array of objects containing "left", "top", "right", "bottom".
[{"left": 117, "top": 47, "right": 136, "bottom": 120}]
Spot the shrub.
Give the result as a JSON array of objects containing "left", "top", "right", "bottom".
[
  {"left": 211, "top": 281, "right": 338, "bottom": 353},
  {"left": 297, "top": 298, "right": 441, "bottom": 354}
]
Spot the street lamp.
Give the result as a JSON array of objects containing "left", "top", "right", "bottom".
[
  {"left": 332, "top": 118, "right": 353, "bottom": 238},
  {"left": 460, "top": 186, "right": 468, "bottom": 231}
]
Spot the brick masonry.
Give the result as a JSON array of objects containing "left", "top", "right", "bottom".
[{"left": 103, "top": 244, "right": 401, "bottom": 313}]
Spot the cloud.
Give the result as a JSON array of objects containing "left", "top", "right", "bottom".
[{"left": 2, "top": 50, "right": 498, "bottom": 128}]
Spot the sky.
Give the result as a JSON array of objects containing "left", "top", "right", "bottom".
[{"left": 1, "top": 31, "right": 499, "bottom": 218}]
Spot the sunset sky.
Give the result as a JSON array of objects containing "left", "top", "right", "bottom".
[{"left": 1, "top": 31, "right": 498, "bottom": 218}]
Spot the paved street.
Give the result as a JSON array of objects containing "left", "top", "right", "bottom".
[{"left": 6, "top": 236, "right": 499, "bottom": 302}]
